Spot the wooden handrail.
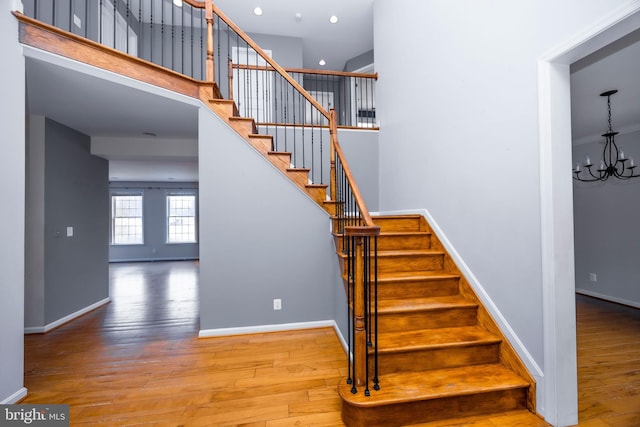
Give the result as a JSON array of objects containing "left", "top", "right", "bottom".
[
  {"left": 212, "top": 6, "right": 331, "bottom": 122},
  {"left": 231, "top": 63, "right": 377, "bottom": 80},
  {"left": 330, "top": 111, "right": 377, "bottom": 229}
]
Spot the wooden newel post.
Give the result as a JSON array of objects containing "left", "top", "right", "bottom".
[
  {"left": 206, "top": 0, "right": 215, "bottom": 84},
  {"left": 329, "top": 109, "right": 338, "bottom": 203},
  {"left": 346, "top": 225, "right": 380, "bottom": 390},
  {"left": 352, "top": 233, "right": 367, "bottom": 387}
]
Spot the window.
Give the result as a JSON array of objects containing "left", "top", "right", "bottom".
[
  {"left": 167, "top": 194, "right": 197, "bottom": 243},
  {"left": 111, "top": 194, "right": 143, "bottom": 244}
]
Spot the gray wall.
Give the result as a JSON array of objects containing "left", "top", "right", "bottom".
[
  {"left": 199, "top": 108, "right": 341, "bottom": 331},
  {"left": 109, "top": 181, "right": 199, "bottom": 262},
  {"left": 25, "top": 117, "right": 109, "bottom": 329},
  {"left": 0, "top": 0, "right": 26, "bottom": 404},
  {"left": 344, "top": 49, "right": 374, "bottom": 72},
  {"left": 43, "top": 119, "right": 110, "bottom": 325},
  {"left": 573, "top": 130, "right": 640, "bottom": 306},
  {"left": 248, "top": 32, "right": 304, "bottom": 68},
  {"left": 338, "top": 129, "right": 379, "bottom": 212},
  {"left": 256, "top": 127, "right": 379, "bottom": 211},
  {"left": 25, "top": 116, "right": 46, "bottom": 329}
]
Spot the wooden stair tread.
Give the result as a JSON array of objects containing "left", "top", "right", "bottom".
[
  {"left": 249, "top": 134, "right": 277, "bottom": 140},
  {"left": 379, "top": 231, "right": 431, "bottom": 237},
  {"left": 377, "top": 271, "right": 460, "bottom": 282},
  {"left": 378, "top": 250, "right": 444, "bottom": 257},
  {"left": 339, "top": 364, "right": 529, "bottom": 406},
  {"left": 378, "top": 295, "right": 477, "bottom": 313},
  {"left": 375, "top": 326, "right": 501, "bottom": 352}
]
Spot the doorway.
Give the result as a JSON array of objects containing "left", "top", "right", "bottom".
[{"left": 538, "top": 4, "right": 640, "bottom": 425}]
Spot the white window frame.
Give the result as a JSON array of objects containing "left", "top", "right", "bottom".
[
  {"left": 111, "top": 193, "right": 144, "bottom": 245},
  {"left": 166, "top": 193, "right": 198, "bottom": 244}
]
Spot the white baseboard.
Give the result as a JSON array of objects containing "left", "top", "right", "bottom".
[
  {"left": 576, "top": 288, "right": 640, "bottom": 309},
  {"left": 1, "top": 387, "right": 27, "bottom": 404},
  {"left": 24, "top": 297, "right": 111, "bottom": 334},
  {"left": 375, "top": 208, "right": 544, "bottom": 380},
  {"left": 198, "top": 320, "right": 337, "bottom": 338}
]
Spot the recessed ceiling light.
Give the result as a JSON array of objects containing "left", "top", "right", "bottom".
[
  {"left": 295, "top": 12, "right": 303, "bottom": 21},
  {"left": 329, "top": 15, "right": 338, "bottom": 24},
  {"left": 254, "top": 7, "right": 263, "bottom": 16},
  {"left": 319, "top": 59, "right": 326, "bottom": 66},
  {"left": 173, "top": 0, "right": 183, "bottom": 6}
]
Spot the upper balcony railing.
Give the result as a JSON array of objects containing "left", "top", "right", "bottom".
[
  {"left": 22, "top": 0, "right": 377, "bottom": 129},
  {"left": 18, "top": 0, "right": 381, "bottom": 396}
]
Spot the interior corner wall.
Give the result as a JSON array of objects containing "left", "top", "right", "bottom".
[
  {"left": 343, "top": 50, "right": 374, "bottom": 72},
  {"left": 0, "top": 0, "right": 26, "bottom": 403},
  {"left": 198, "top": 108, "right": 339, "bottom": 331},
  {"left": 573, "top": 130, "right": 640, "bottom": 307},
  {"left": 43, "top": 118, "right": 109, "bottom": 325},
  {"left": 373, "top": 0, "right": 627, "bottom": 422},
  {"left": 25, "top": 115, "right": 46, "bottom": 329}
]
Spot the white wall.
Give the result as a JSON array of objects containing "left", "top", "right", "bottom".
[
  {"left": 373, "top": 0, "right": 632, "bottom": 424},
  {"left": 573, "top": 130, "right": 640, "bottom": 306},
  {"left": 0, "top": 0, "right": 26, "bottom": 403}
]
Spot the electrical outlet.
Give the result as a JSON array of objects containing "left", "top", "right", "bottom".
[
  {"left": 589, "top": 273, "right": 597, "bottom": 282},
  {"left": 273, "top": 299, "right": 282, "bottom": 310}
]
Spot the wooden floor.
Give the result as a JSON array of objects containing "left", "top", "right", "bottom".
[
  {"left": 575, "top": 293, "right": 640, "bottom": 426},
  {"left": 22, "top": 261, "right": 634, "bottom": 426}
]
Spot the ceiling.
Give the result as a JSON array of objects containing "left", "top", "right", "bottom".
[
  {"left": 214, "top": 0, "right": 374, "bottom": 70},
  {"left": 23, "top": 3, "right": 640, "bottom": 182},
  {"left": 570, "top": 27, "right": 640, "bottom": 145}
]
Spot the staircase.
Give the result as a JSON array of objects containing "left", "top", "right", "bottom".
[
  {"left": 15, "top": 8, "right": 536, "bottom": 427},
  {"left": 335, "top": 214, "right": 535, "bottom": 426},
  {"left": 207, "top": 97, "right": 535, "bottom": 427}
]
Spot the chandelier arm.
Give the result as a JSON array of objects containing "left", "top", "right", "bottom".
[
  {"left": 585, "top": 166, "right": 605, "bottom": 180},
  {"left": 573, "top": 171, "right": 607, "bottom": 182}
]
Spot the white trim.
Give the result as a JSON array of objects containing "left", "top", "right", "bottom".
[
  {"left": 198, "top": 320, "right": 336, "bottom": 338},
  {"left": 537, "top": 3, "right": 640, "bottom": 425},
  {"left": 24, "top": 297, "right": 111, "bottom": 334},
  {"left": 576, "top": 289, "right": 640, "bottom": 309},
  {"left": 376, "top": 209, "right": 543, "bottom": 375},
  {"left": 1, "top": 387, "right": 27, "bottom": 404},
  {"left": 332, "top": 322, "right": 348, "bottom": 353}
]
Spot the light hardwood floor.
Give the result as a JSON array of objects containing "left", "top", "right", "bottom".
[
  {"left": 574, "top": 293, "right": 640, "bottom": 426},
  {"left": 27, "top": 261, "right": 640, "bottom": 426}
]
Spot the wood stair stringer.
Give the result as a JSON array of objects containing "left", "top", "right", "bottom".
[{"left": 205, "top": 99, "right": 335, "bottom": 214}]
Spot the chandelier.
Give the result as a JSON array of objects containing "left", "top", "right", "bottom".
[{"left": 573, "top": 89, "right": 639, "bottom": 182}]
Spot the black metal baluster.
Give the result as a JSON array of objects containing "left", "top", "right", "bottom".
[
  {"left": 349, "top": 235, "right": 357, "bottom": 395},
  {"left": 149, "top": 0, "right": 153, "bottom": 64},
  {"left": 126, "top": 0, "right": 130, "bottom": 54},
  {"left": 373, "top": 235, "right": 380, "bottom": 391},
  {"left": 346, "top": 228, "right": 353, "bottom": 388},
  {"left": 364, "top": 236, "right": 371, "bottom": 397},
  {"left": 112, "top": 0, "right": 116, "bottom": 49}
]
